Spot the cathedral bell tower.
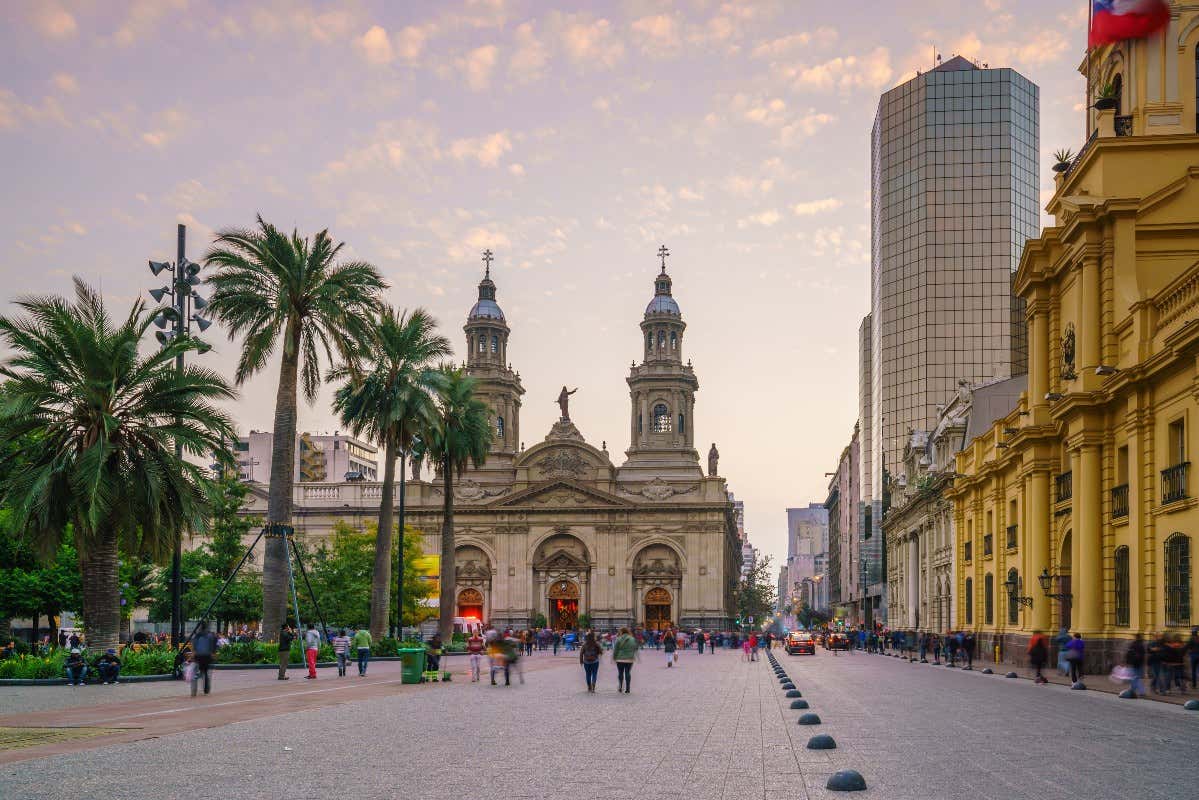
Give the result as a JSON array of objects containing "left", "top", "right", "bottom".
[
  {"left": 624, "top": 245, "right": 700, "bottom": 468},
  {"left": 464, "top": 250, "right": 524, "bottom": 466}
]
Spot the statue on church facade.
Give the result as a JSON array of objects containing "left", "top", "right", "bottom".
[
  {"left": 409, "top": 451, "right": 422, "bottom": 481},
  {"left": 557, "top": 386, "right": 578, "bottom": 421},
  {"left": 708, "top": 443, "right": 719, "bottom": 476}
]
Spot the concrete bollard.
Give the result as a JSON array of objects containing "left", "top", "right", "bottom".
[
  {"left": 807, "top": 734, "right": 836, "bottom": 750},
  {"left": 782, "top": 682, "right": 796, "bottom": 690},
  {"left": 790, "top": 699, "right": 810, "bottom": 709},
  {"left": 797, "top": 712, "right": 821, "bottom": 725},
  {"left": 1118, "top": 688, "right": 1136, "bottom": 699},
  {"left": 1071, "top": 681, "right": 1087, "bottom": 690},
  {"left": 981, "top": 668, "right": 993, "bottom": 674},
  {"left": 1184, "top": 699, "right": 1199, "bottom": 710},
  {"left": 785, "top": 689, "right": 801, "bottom": 698},
  {"left": 826, "top": 770, "right": 867, "bottom": 792},
  {"left": 1005, "top": 671, "right": 1018, "bottom": 678}
]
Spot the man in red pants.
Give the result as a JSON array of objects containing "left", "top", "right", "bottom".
[{"left": 304, "top": 622, "right": 321, "bottom": 679}]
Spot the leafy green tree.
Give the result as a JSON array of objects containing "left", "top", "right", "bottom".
[
  {"left": 736, "top": 555, "right": 778, "bottom": 629},
  {"left": 0, "top": 513, "right": 80, "bottom": 643},
  {"left": 331, "top": 307, "right": 449, "bottom": 639},
  {"left": 425, "top": 366, "right": 492, "bottom": 640},
  {"left": 0, "top": 279, "right": 236, "bottom": 652},
  {"left": 204, "top": 216, "right": 385, "bottom": 641},
  {"left": 292, "top": 520, "right": 433, "bottom": 631}
]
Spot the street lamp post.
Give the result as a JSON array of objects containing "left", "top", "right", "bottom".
[{"left": 148, "top": 223, "right": 212, "bottom": 648}]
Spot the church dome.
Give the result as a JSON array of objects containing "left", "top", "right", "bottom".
[
  {"left": 469, "top": 296, "right": 505, "bottom": 321},
  {"left": 645, "top": 294, "right": 680, "bottom": 315}
]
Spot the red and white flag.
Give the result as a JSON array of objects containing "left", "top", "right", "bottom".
[{"left": 1089, "top": 0, "right": 1172, "bottom": 47}]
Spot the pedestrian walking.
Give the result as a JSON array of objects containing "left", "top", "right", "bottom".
[
  {"left": 352, "top": 626, "right": 372, "bottom": 676},
  {"left": 963, "top": 632, "right": 975, "bottom": 670},
  {"left": 332, "top": 629, "right": 351, "bottom": 677},
  {"left": 1187, "top": 627, "right": 1199, "bottom": 690},
  {"left": 1027, "top": 630, "right": 1048, "bottom": 684},
  {"left": 749, "top": 633, "right": 759, "bottom": 662},
  {"left": 303, "top": 622, "right": 321, "bottom": 679},
  {"left": 1064, "top": 632, "right": 1085, "bottom": 683},
  {"left": 1054, "top": 627, "right": 1071, "bottom": 676},
  {"left": 1163, "top": 633, "right": 1186, "bottom": 692},
  {"left": 613, "top": 627, "right": 639, "bottom": 693},
  {"left": 277, "top": 624, "right": 294, "bottom": 680},
  {"left": 467, "top": 629, "right": 485, "bottom": 681},
  {"left": 580, "top": 631, "right": 602, "bottom": 692},
  {"left": 696, "top": 629, "right": 705, "bottom": 654},
  {"left": 1124, "top": 633, "right": 1147, "bottom": 697},
  {"left": 663, "top": 627, "right": 678, "bottom": 667},
  {"left": 192, "top": 621, "right": 218, "bottom": 696}
]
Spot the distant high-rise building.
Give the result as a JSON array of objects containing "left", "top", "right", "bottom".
[
  {"left": 868, "top": 57, "right": 1038, "bottom": 625},
  {"left": 786, "top": 504, "right": 829, "bottom": 610}
]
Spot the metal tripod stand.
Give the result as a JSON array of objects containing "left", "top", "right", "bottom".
[{"left": 182, "top": 523, "right": 330, "bottom": 650}]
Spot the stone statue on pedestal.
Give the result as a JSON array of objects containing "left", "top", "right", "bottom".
[
  {"left": 708, "top": 443, "right": 719, "bottom": 476},
  {"left": 557, "top": 385, "right": 578, "bottom": 421}
]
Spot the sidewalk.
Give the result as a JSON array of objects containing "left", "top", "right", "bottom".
[{"left": 860, "top": 648, "right": 1198, "bottom": 706}]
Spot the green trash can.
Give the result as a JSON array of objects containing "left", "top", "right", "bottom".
[{"left": 398, "top": 648, "right": 427, "bottom": 684}]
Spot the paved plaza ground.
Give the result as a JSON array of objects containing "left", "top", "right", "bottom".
[{"left": 1, "top": 645, "right": 1196, "bottom": 799}]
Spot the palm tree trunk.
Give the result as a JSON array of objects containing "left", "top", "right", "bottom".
[
  {"left": 263, "top": 341, "right": 300, "bottom": 642},
  {"left": 369, "top": 437, "right": 397, "bottom": 639},
  {"left": 80, "top": 533, "right": 120, "bottom": 653},
  {"left": 438, "top": 456, "right": 455, "bottom": 641}
]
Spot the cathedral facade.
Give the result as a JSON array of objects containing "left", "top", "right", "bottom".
[{"left": 244, "top": 252, "right": 740, "bottom": 631}]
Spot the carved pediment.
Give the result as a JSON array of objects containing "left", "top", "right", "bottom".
[
  {"left": 535, "top": 549, "right": 590, "bottom": 571},
  {"left": 493, "top": 479, "right": 632, "bottom": 508},
  {"left": 431, "top": 478, "right": 511, "bottom": 502},
  {"left": 532, "top": 448, "right": 590, "bottom": 478},
  {"left": 618, "top": 477, "right": 699, "bottom": 501},
  {"left": 456, "top": 559, "right": 492, "bottom": 578}
]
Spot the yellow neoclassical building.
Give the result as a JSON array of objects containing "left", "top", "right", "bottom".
[{"left": 948, "top": 10, "right": 1199, "bottom": 671}]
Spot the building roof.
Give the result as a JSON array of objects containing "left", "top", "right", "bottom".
[
  {"left": 964, "top": 374, "right": 1027, "bottom": 442},
  {"left": 933, "top": 55, "right": 978, "bottom": 72},
  {"left": 645, "top": 268, "right": 681, "bottom": 316}
]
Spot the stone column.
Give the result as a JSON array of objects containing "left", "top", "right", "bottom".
[
  {"left": 908, "top": 533, "right": 919, "bottom": 628},
  {"left": 1028, "top": 298, "right": 1050, "bottom": 407},
  {"left": 1075, "top": 443, "right": 1104, "bottom": 634},
  {"left": 1078, "top": 256, "right": 1102, "bottom": 391},
  {"left": 1027, "top": 469, "right": 1052, "bottom": 631}
]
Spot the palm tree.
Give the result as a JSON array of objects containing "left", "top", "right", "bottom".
[
  {"left": 204, "top": 216, "right": 385, "bottom": 639},
  {"left": 0, "top": 279, "right": 236, "bottom": 652},
  {"left": 330, "top": 307, "right": 450, "bottom": 639},
  {"left": 426, "top": 366, "right": 492, "bottom": 640}
]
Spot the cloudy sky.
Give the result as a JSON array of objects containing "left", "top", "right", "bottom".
[{"left": 0, "top": 0, "right": 1090, "bottom": 569}]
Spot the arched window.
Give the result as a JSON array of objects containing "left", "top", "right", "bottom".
[
  {"left": 1165, "top": 533, "right": 1192, "bottom": 626},
  {"left": 678, "top": 413, "right": 685, "bottom": 435},
  {"left": 670, "top": 331, "right": 677, "bottom": 350},
  {"left": 638, "top": 413, "right": 643, "bottom": 434},
  {"left": 984, "top": 573, "right": 994, "bottom": 625},
  {"left": 490, "top": 335, "right": 498, "bottom": 354},
  {"left": 1007, "top": 568, "right": 1019, "bottom": 625},
  {"left": 657, "top": 331, "right": 665, "bottom": 350},
  {"left": 496, "top": 416, "right": 505, "bottom": 440},
  {"left": 1114, "top": 546, "right": 1130, "bottom": 627},
  {"left": 653, "top": 403, "right": 672, "bottom": 433},
  {"left": 965, "top": 577, "right": 973, "bottom": 624},
  {"left": 477, "top": 334, "right": 486, "bottom": 353},
  {"left": 646, "top": 332, "right": 653, "bottom": 352}
]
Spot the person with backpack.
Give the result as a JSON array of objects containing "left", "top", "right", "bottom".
[
  {"left": 191, "top": 621, "right": 218, "bottom": 696},
  {"left": 1027, "top": 630, "right": 1049, "bottom": 684},
  {"left": 663, "top": 627, "right": 678, "bottom": 667},
  {"left": 579, "top": 631, "right": 602, "bottom": 692}
]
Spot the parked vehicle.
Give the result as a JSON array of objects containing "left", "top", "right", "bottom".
[{"left": 825, "top": 633, "right": 849, "bottom": 651}]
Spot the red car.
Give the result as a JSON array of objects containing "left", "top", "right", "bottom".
[
  {"left": 786, "top": 632, "right": 816, "bottom": 655},
  {"left": 825, "top": 633, "right": 849, "bottom": 650}
]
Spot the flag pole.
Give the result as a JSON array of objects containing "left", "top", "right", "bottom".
[{"left": 1085, "top": 0, "right": 1092, "bottom": 140}]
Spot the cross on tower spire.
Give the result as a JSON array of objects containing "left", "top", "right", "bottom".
[
  {"left": 657, "top": 244, "right": 670, "bottom": 273},
  {"left": 482, "top": 248, "right": 494, "bottom": 279}
]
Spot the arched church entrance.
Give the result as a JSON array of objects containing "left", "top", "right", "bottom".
[
  {"left": 644, "top": 587, "right": 672, "bottom": 630},
  {"left": 547, "top": 579, "right": 580, "bottom": 629},
  {"left": 532, "top": 533, "right": 591, "bottom": 629},
  {"left": 457, "top": 588, "right": 485, "bottom": 622},
  {"left": 632, "top": 543, "right": 682, "bottom": 630},
  {"left": 455, "top": 545, "right": 492, "bottom": 624}
]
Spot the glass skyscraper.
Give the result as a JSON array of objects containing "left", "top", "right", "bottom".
[{"left": 869, "top": 56, "right": 1038, "bottom": 520}]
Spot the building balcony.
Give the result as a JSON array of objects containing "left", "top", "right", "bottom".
[
  {"left": 1161, "top": 463, "right": 1189, "bottom": 505},
  {"left": 1055, "top": 471, "right": 1073, "bottom": 503},
  {"left": 1111, "top": 484, "right": 1129, "bottom": 519},
  {"left": 1005, "top": 524, "right": 1017, "bottom": 550}
]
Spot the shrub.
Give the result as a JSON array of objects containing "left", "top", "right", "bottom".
[
  {"left": 372, "top": 636, "right": 400, "bottom": 657},
  {"left": 0, "top": 651, "right": 66, "bottom": 679},
  {"left": 119, "top": 645, "right": 175, "bottom": 676}
]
